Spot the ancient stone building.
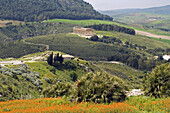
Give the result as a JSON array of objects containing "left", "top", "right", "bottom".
[{"left": 73, "top": 27, "right": 94, "bottom": 36}]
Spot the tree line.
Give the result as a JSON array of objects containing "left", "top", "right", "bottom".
[{"left": 86, "top": 24, "right": 135, "bottom": 35}]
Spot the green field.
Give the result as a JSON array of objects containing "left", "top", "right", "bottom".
[
  {"left": 44, "top": 19, "right": 115, "bottom": 25},
  {"left": 148, "top": 37, "right": 170, "bottom": 45}
]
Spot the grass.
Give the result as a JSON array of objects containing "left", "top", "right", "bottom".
[
  {"left": 0, "top": 97, "right": 169, "bottom": 112},
  {"left": 148, "top": 37, "right": 170, "bottom": 45},
  {"left": 44, "top": 19, "right": 115, "bottom": 25}
]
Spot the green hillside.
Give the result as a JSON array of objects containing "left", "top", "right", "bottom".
[
  {"left": 96, "top": 31, "right": 170, "bottom": 49},
  {"left": 25, "top": 33, "right": 170, "bottom": 71},
  {"left": 101, "top": 5, "right": 170, "bottom": 35},
  {"left": 0, "top": 0, "right": 112, "bottom": 22},
  {"left": 25, "top": 33, "right": 140, "bottom": 61},
  {"left": 94, "top": 62, "right": 144, "bottom": 89},
  {"left": 0, "top": 40, "right": 45, "bottom": 58},
  {"left": 0, "top": 51, "right": 144, "bottom": 101}
]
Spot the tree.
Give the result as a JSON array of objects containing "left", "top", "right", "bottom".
[
  {"left": 59, "top": 55, "right": 64, "bottom": 64},
  {"left": 69, "top": 72, "right": 128, "bottom": 103},
  {"left": 42, "top": 81, "right": 71, "bottom": 98},
  {"left": 143, "top": 63, "right": 170, "bottom": 98},
  {"left": 158, "top": 55, "right": 163, "bottom": 61},
  {"left": 54, "top": 53, "right": 60, "bottom": 63},
  {"left": 90, "top": 35, "right": 99, "bottom": 41},
  {"left": 47, "top": 52, "right": 53, "bottom": 65}
]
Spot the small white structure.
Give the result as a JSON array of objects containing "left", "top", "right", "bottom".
[
  {"left": 163, "top": 55, "right": 170, "bottom": 60},
  {"left": 126, "top": 89, "right": 144, "bottom": 97},
  {"left": 63, "top": 55, "right": 74, "bottom": 60}
]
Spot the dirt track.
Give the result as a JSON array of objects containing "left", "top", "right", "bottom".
[{"left": 135, "top": 30, "right": 170, "bottom": 40}]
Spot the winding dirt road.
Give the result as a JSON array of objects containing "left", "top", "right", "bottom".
[{"left": 135, "top": 30, "right": 170, "bottom": 40}]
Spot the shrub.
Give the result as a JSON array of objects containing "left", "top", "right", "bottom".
[
  {"left": 143, "top": 63, "right": 170, "bottom": 98},
  {"left": 90, "top": 35, "right": 99, "bottom": 41},
  {"left": 69, "top": 71, "right": 78, "bottom": 82},
  {"left": 69, "top": 72, "right": 128, "bottom": 103},
  {"left": 42, "top": 82, "right": 71, "bottom": 98}
]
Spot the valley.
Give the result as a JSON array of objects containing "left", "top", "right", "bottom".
[{"left": 0, "top": 0, "right": 169, "bottom": 112}]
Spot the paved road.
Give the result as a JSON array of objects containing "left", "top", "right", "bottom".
[{"left": 135, "top": 30, "right": 170, "bottom": 40}]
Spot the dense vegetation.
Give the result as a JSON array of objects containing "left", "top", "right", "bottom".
[
  {"left": 86, "top": 24, "right": 135, "bottom": 35},
  {"left": 143, "top": 63, "right": 170, "bottom": 98},
  {"left": 43, "top": 72, "right": 127, "bottom": 103},
  {"left": 0, "top": 0, "right": 112, "bottom": 22},
  {"left": 70, "top": 73, "right": 127, "bottom": 103}
]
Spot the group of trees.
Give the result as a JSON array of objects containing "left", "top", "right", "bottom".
[
  {"left": 90, "top": 35, "right": 122, "bottom": 45},
  {"left": 86, "top": 24, "right": 135, "bottom": 35},
  {"left": 47, "top": 52, "right": 64, "bottom": 66},
  {"left": 107, "top": 54, "right": 156, "bottom": 71},
  {"left": 0, "top": 0, "right": 112, "bottom": 22}
]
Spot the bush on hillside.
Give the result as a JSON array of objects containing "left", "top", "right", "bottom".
[
  {"left": 143, "top": 63, "right": 170, "bottom": 98},
  {"left": 42, "top": 81, "right": 71, "bottom": 98},
  {"left": 69, "top": 73, "right": 128, "bottom": 103},
  {"left": 90, "top": 35, "right": 99, "bottom": 41}
]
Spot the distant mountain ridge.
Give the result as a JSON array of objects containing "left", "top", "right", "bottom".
[
  {"left": 0, "top": 0, "right": 112, "bottom": 21},
  {"left": 101, "top": 5, "right": 170, "bottom": 15}
]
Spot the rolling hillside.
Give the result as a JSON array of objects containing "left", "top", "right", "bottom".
[
  {"left": 101, "top": 5, "right": 170, "bottom": 32},
  {"left": 0, "top": 51, "right": 143, "bottom": 101},
  {"left": 101, "top": 5, "right": 170, "bottom": 16},
  {"left": 0, "top": 0, "right": 112, "bottom": 21}
]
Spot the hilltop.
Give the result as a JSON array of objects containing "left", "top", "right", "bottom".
[{"left": 0, "top": 0, "right": 112, "bottom": 22}]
